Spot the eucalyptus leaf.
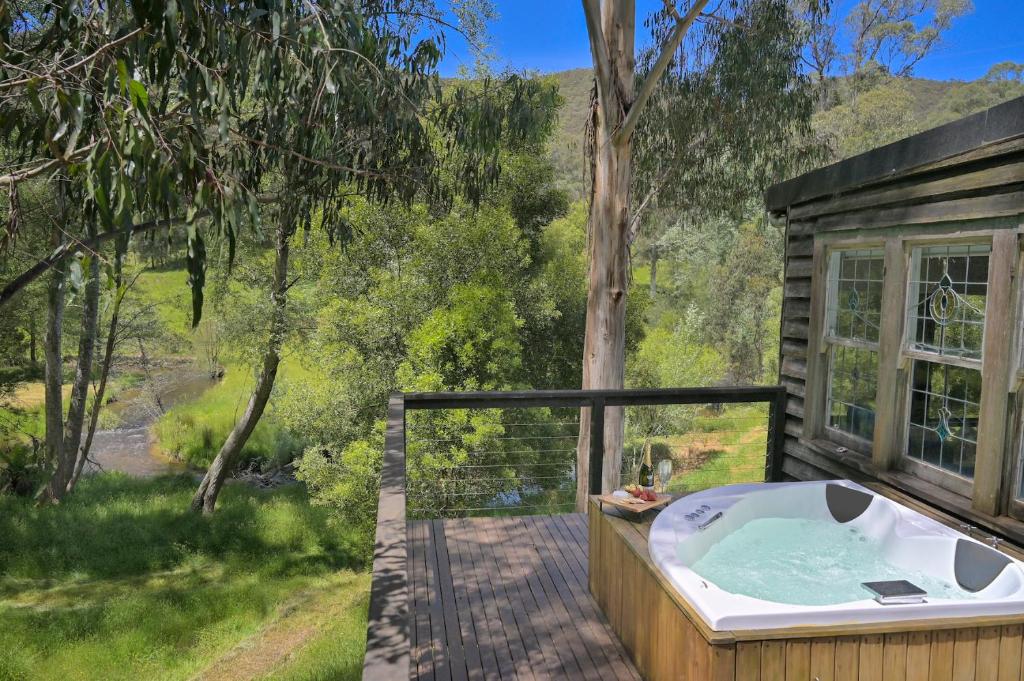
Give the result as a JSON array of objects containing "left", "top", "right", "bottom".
[
  {"left": 186, "top": 226, "right": 207, "bottom": 328},
  {"left": 128, "top": 80, "right": 149, "bottom": 108}
]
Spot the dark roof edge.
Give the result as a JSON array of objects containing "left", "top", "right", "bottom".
[{"left": 765, "top": 95, "right": 1024, "bottom": 212}]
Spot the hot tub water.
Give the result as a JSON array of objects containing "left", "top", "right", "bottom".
[{"left": 689, "top": 516, "right": 977, "bottom": 606}]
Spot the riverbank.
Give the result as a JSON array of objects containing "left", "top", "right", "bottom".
[
  {"left": 1, "top": 359, "right": 221, "bottom": 480},
  {"left": 153, "top": 361, "right": 304, "bottom": 470}
]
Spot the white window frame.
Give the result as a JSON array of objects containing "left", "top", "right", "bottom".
[
  {"left": 809, "top": 224, "right": 1018, "bottom": 515},
  {"left": 896, "top": 240, "right": 991, "bottom": 498},
  {"left": 821, "top": 247, "right": 885, "bottom": 453}
]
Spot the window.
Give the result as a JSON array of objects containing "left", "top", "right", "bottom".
[
  {"left": 907, "top": 244, "right": 989, "bottom": 360},
  {"left": 808, "top": 230, "right": 1020, "bottom": 512},
  {"left": 824, "top": 249, "right": 883, "bottom": 443},
  {"left": 904, "top": 244, "right": 989, "bottom": 481},
  {"left": 907, "top": 361, "right": 981, "bottom": 479}
]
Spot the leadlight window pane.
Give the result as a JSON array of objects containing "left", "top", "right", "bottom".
[
  {"left": 908, "top": 244, "right": 989, "bottom": 360},
  {"left": 906, "top": 360, "right": 981, "bottom": 479},
  {"left": 827, "top": 249, "right": 884, "bottom": 343},
  {"left": 825, "top": 249, "right": 882, "bottom": 443},
  {"left": 827, "top": 345, "right": 878, "bottom": 441}
]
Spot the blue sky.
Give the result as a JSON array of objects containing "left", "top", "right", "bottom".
[{"left": 438, "top": 1, "right": 1024, "bottom": 82}]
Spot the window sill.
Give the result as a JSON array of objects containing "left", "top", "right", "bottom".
[
  {"left": 808, "top": 437, "right": 875, "bottom": 475},
  {"left": 874, "top": 469, "right": 1024, "bottom": 549},
  {"left": 794, "top": 436, "right": 1024, "bottom": 548}
]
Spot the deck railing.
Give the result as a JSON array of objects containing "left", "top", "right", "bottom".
[{"left": 362, "top": 386, "right": 787, "bottom": 681}]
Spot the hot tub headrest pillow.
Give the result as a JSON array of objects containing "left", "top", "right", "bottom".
[
  {"left": 826, "top": 483, "right": 874, "bottom": 524},
  {"left": 954, "top": 539, "right": 1012, "bottom": 592}
]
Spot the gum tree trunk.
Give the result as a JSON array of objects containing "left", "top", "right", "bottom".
[
  {"left": 190, "top": 221, "right": 291, "bottom": 514},
  {"left": 576, "top": 0, "right": 708, "bottom": 510},
  {"left": 41, "top": 225, "right": 66, "bottom": 500},
  {"left": 68, "top": 252, "right": 126, "bottom": 493},
  {"left": 29, "top": 316, "right": 37, "bottom": 368},
  {"left": 42, "top": 252, "right": 100, "bottom": 502},
  {"left": 576, "top": 0, "right": 634, "bottom": 510},
  {"left": 649, "top": 250, "right": 658, "bottom": 298}
]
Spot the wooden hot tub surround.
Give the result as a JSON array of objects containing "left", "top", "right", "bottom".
[{"left": 589, "top": 493, "right": 1024, "bottom": 681}]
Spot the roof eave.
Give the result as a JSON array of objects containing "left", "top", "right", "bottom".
[{"left": 765, "top": 95, "right": 1024, "bottom": 213}]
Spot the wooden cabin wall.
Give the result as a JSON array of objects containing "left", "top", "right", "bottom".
[{"left": 777, "top": 143, "right": 1024, "bottom": 488}]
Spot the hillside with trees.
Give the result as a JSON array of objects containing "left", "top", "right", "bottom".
[{"left": 546, "top": 64, "right": 1024, "bottom": 199}]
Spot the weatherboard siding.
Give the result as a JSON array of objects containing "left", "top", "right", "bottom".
[{"left": 776, "top": 137, "right": 1024, "bottom": 501}]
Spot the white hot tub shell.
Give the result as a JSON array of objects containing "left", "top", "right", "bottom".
[{"left": 648, "top": 480, "right": 1024, "bottom": 631}]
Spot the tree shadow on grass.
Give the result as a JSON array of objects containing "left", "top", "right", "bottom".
[{"left": 0, "top": 473, "right": 367, "bottom": 584}]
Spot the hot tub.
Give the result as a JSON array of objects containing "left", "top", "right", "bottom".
[{"left": 648, "top": 480, "right": 1024, "bottom": 630}]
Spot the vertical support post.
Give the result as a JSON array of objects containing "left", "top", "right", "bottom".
[
  {"left": 363, "top": 394, "right": 408, "bottom": 681},
  {"left": 803, "top": 239, "right": 830, "bottom": 440},
  {"left": 974, "top": 231, "right": 1019, "bottom": 515},
  {"left": 873, "top": 238, "right": 909, "bottom": 471},
  {"left": 589, "top": 396, "right": 606, "bottom": 495},
  {"left": 768, "top": 388, "right": 788, "bottom": 482}
]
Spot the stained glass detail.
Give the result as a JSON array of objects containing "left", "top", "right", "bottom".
[
  {"left": 906, "top": 360, "right": 981, "bottom": 479},
  {"left": 908, "top": 244, "right": 989, "bottom": 360},
  {"left": 935, "top": 406, "right": 952, "bottom": 443},
  {"left": 827, "top": 249, "right": 884, "bottom": 343},
  {"left": 827, "top": 345, "right": 878, "bottom": 441},
  {"left": 825, "top": 249, "right": 883, "bottom": 443}
]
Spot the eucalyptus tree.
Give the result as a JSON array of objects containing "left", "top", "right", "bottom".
[
  {"left": 576, "top": 0, "right": 820, "bottom": 505},
  {"left": 795, "top": 0, "right": 972, "bottom": 108},
  {"left": 0, "top": 0, "right": 557, "bottom": 506},
  {"left": 845, "top": 0, "right": 972, "bottom": 78}
]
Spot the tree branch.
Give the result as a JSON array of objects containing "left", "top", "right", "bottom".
[
  {"left": 0, "top": 143, "right": 98, "bottom": 186},
  {"left": 0, "top": 188, "right": 292, "bottom": 307},
  {"left": 0, "top": 215, "right": 194, "bottom": 307},
  {"left": 627, "top": 128, "right": 706, "bottom": 243},
  {"left": 627, "top": 166, "right": 673, "bottom": 244},
  {"left": 614, "top": 0, "right": 710, "bottom": 146},
  {"left": 581, "top": 0, "right": 618, "bottom": 134},
  {"left": 0, "top": 28, "right": 145, "bottom": 92}
]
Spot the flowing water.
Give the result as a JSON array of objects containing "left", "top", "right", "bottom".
[
  {"left": 689, "top": 517, "right": 977, "bottom": 605},
  {"left": 84, "top": 367, "right": 219, "bottom": 477}
]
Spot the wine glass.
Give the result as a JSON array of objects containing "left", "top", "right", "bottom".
[{"left": 656, "top": 459, "right": 673, "bottom": 494}]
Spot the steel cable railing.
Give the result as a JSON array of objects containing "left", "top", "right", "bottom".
[{"left": 403, "top": 395, "right": 778, "bottom": 518}]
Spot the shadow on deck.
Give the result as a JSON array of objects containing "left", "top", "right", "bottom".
[{"left": 408, "top": 514, "right": 640, "bottom": 681}]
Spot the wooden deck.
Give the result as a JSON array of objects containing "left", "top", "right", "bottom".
[{"left": 406, "top": 513, "right": 641, "bottom": 681}]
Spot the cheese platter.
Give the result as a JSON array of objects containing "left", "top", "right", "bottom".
[{"left": 598, "top": 488, "right": 671, "bottom": 515}]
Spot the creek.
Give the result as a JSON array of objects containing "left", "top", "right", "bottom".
[{"left": 84, "top": 367, "right": 220, "bottom": 477}]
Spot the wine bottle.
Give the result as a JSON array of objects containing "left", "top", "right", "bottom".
[{"left": 638, "top": 440, "right": 654, "bottom": 489}]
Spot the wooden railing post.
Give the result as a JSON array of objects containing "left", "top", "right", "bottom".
[
  {"left": 589, "top": 396, "right": 605, "bottom": 495},
  {"left": 767, "top": 387, "right": 787, "bottom": 482},
  {"left": 363, "top": 394, "right": 408, "bottom": 681}
]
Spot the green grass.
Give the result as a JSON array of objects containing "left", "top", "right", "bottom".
[
  {"left": 0, "top": 474, "right": 369, "bottom": 681},
  {"left": 153, "top": 363, "right": 302, "bottom": 469},
  {"left": 630, "top": 261, "right": 669, "bottom": 295},
  {"left": 0, "top": 372, "right": 142, "bottom": 456},
  {"left": 131, "top": 268, "right": 196, "bottom": 353},
  {"left": 662, "top": 404, "right": 770, "bottom": 493},
  {"left": 264, "top": 579, "right": 370, "bottom": 681}
]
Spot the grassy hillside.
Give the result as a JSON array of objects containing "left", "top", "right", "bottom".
[{"left": 546, "top": 68, "right": 593, "bottom": 200}]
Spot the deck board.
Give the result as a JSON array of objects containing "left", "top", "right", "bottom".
[{"left": 406, "top": 514, "right": 641, "bottom": 681}]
